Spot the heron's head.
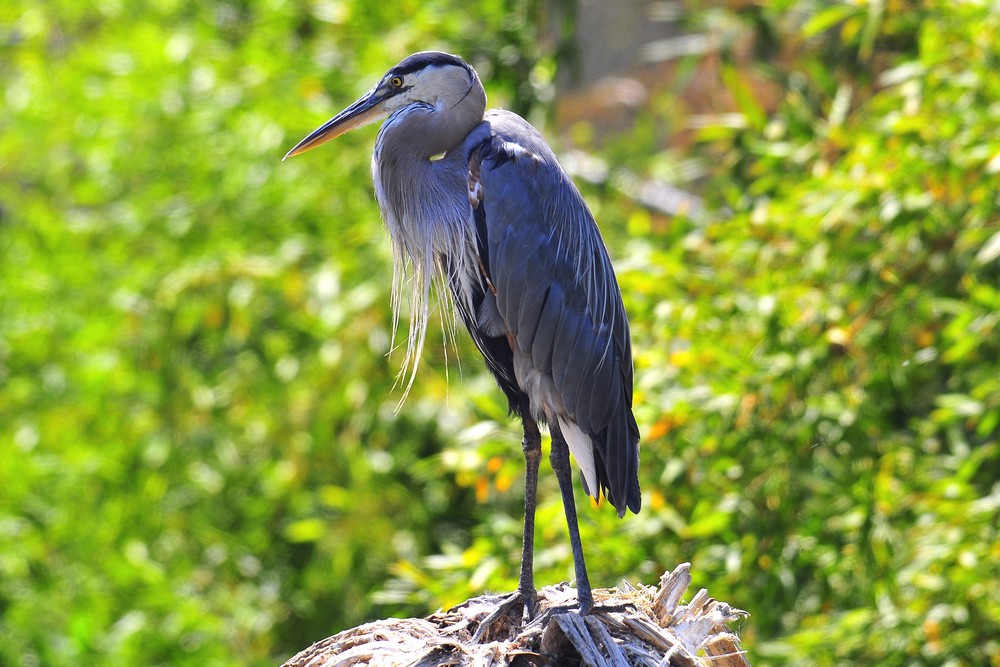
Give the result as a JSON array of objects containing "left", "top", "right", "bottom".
[{"left": 284, "top": 51, "right": 484, "bottom": 160}]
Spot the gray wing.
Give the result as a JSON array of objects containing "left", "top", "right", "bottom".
[{"left": 474, "top": 110, "right": 641, "bottom": 515}]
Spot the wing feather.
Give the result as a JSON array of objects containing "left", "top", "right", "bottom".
[{"left": 474, "top": 110, "right": 640, "bottom": 515}]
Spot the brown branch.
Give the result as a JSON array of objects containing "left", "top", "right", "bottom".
[{"left": 280, "top": 564, "right": 750, "bottom": 667}]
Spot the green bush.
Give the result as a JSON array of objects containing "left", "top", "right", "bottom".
[{"left": 1, "top": 1, "right": 997, "bottom": 666}]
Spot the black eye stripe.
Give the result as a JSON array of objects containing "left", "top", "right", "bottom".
[{"left": 392, "top": 51, "right": 466, "bottom": 76}]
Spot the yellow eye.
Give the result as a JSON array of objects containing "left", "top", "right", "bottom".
[{"left": 389, "top": 76, "right": 404, "bottom": 88}]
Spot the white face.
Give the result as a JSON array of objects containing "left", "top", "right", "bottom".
[{"left": 379, "top": 64, "right": 473, "bottom": 114}]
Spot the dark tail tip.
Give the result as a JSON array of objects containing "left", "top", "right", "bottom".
[{"left": 614, "top": 476, "right": 642, "bottom": 518}]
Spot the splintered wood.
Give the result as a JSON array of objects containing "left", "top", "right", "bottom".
[{"left": 281, "top": 564, "right": 750, "bottom": 667}]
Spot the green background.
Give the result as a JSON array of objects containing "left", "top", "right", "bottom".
[{"left": 1, "top": 1, "right": 998, "bottom": 665}]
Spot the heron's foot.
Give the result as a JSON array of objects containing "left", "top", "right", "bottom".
[
  {"left": 471, "top": 588, "right": 537, "bottom": 643},
  {"left": 526, "top": 599, "right": 636, "bottom": 632}
]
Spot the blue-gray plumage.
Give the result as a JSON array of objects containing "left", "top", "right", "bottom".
[{"left": 284, "top": 51, "right": 640, "bottom": 620}]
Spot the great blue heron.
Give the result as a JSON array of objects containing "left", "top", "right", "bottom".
[{"left": 284, "top": 52, "right": 640, "bottom": 617}]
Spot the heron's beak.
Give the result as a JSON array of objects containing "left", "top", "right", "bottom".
[{"left": 283, "top": 88, "right": 388, "bottom": 160}]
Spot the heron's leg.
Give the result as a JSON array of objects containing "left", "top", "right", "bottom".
[
  {"left": 549, "top": 421, "right": 594, "bottom": 614},
  {"left": 518, "top": 417, "right": 541, "bottom": 607},
  {"left": 471, "top": 414, "right": 542, "bottom": 642}
]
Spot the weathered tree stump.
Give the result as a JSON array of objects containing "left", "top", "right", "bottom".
[{"left": 280, "top": 563, "right": 750, "bottom": 667}]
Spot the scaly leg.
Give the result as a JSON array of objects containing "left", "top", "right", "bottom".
[
  {"left": 517, "top": 417, "right": 542, "bottom": 608},
  {"left": 549, "top": 421, "right": 594, "bottom": 613},
  {"left": 472, "top": 415, "right": 542, "bottom": 642}
]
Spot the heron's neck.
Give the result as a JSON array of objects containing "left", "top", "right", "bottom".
[
  {"left": 371, "top": 123, "right": 486, "bottom": 402},
  {"left": 372, "top": 99, "right": 490, "bottom": 253},
  {"left": 373, "top": 141, "right": 470, "bottom": 240}
]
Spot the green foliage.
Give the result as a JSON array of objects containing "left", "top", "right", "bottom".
[
  {"left": 572, "top": 1, "right": 1000, "bottom": 664},
  {"left": 0, "top": 1, "right": 540, "bottom": 665},
  {"left": 1, "top": 1, "right": 998, "bottom": 666}
]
